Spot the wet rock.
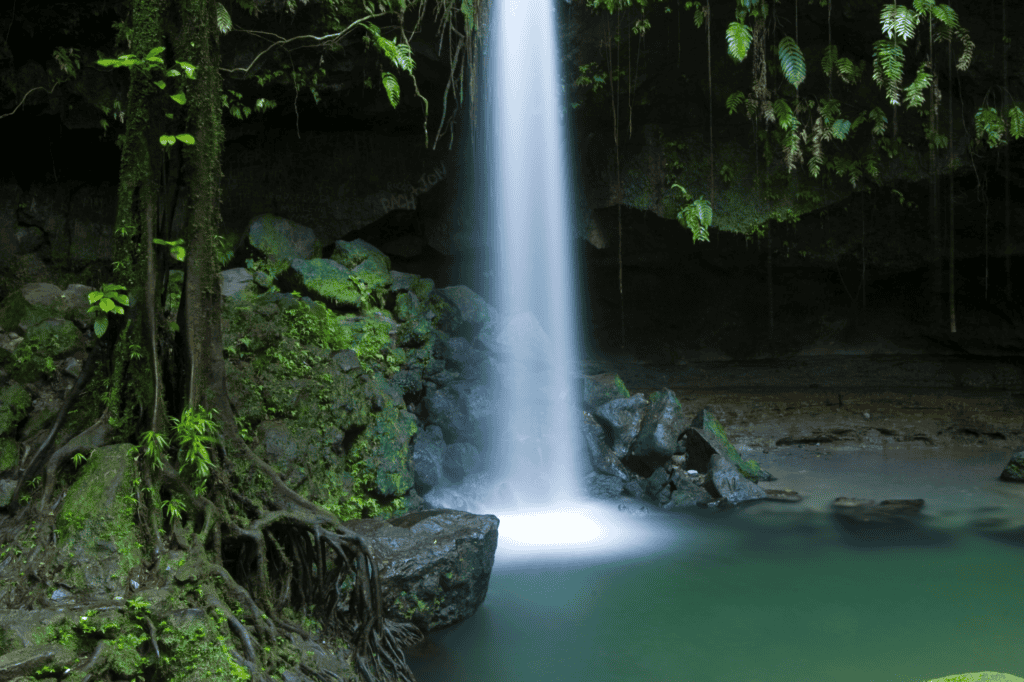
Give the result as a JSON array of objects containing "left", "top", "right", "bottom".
[
  {"left": 764, "top": 488, "right": 802, "bottom": 502},
  {"left": 581, "top": 411, "right": 631, "bottom": 480},
  {"left": 444, "top": 442, "right": 483, "bottom": 483},
  {"left": 585, "top": 471, "right": 626, "bottom": 498},
  {"left": 433, "top": 285, "right": 495, "bottom": 341},
  {"left": 411, "top": 425, "right": 447, "bottom": 495},
  {"left": 632, "top": 388, "right": 687, "bottom": 467},
  {"left": 477, "top": 311, "right": 550, "bottom": 370},
  {"left": 0, "top": 643, "right": 75, "bottom": 679},
  {"left": 581, "top": 373, "right": 630, "bottom": 411},
  {"left": 219, "top": 267, "right": 255, "bottom": 299},
  {"left": 595, "top": 394, "right": 649, "bottom": 459},
  {"left": 831, "top": 497, "right": 925, "bottom": 522},
  {"left": 245, "top": 214, "right": 317, "bottom": 261},
  {"left": 665, "top": 478, "right": 713, "bottom": 508},
  {"left": 423, "top": 381, "right": 493, "bottom": 446},
  {"left": 708, "top": 451, "right": 767, "bottom": 505},
  {"left": 686, "top": 406, "right": 772, "bottom": 481},
  {"left": 999, "top": 451, "right": 1024, "bottom": 482},
  {"left": 341, "top": 509, "right": 499, "bottom": 633},
  {"left": 0, "top": 479, "right": 16, "bottom": 507}
]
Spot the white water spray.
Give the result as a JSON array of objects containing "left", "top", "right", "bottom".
[{"left": 486, "top": 0, "right": 583, "bottom": 508}]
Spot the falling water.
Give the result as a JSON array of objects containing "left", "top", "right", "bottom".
[{"left": 484, "top": 0, "right": 583, "bottom": 510}]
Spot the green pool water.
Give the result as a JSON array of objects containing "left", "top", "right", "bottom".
[{"left": 409, "top": 448, "right": 1024, "bottom": 682}]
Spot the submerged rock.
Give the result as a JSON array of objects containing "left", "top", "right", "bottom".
[
  {"left": 342, "top": 509, "right": 499, "bottom": 633},
  {"left": 830, "top": 497, "right": 925, "bottom": 522},
  {"left": 999, "top": 451, "right": 1024, "bottom": 482}
]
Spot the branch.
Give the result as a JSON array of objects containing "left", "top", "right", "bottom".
[
  {"left": 0, "top": 81, "right": 61, "bottom": 120},
  {"left": 219, "top": 15, "right": 384, "bottom": 77}
]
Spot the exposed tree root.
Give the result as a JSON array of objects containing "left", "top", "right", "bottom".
[{"left": 3, "top": 399, "right": 421, "bottom": 682}]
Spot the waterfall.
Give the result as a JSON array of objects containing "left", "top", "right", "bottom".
[{"left": 485, "top": 0, "right": 584, "bottom": 509}]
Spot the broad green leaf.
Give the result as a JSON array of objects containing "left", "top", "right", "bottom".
[
  {"left": 146, "top": 46, "right": 166, "bottom": 59},
  {"left": 94, "top": 317, "right": 109, "bottom": 339},
  {"left": 155, "top": 80, "right": 166, "bottom": 89},
  {"left": 175, "top": 133, "right": 196, "bottom": 145},
  {"left": 100, "top": 297, "right": 116, "bottom": 313},
  {"left": 170, "top": 92, "right": 186, "bottom": 105},
  {"left": 159, "top": 134, "right": 177, "bottom": 146},
  {"left": 177, "top": 62, "right": 196, "bottom": 79}
]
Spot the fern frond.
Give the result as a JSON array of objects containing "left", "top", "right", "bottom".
[
  {"left": 777, "top": 37, "right": 805, "bottom": 89},
  {"left": 773, "top": 99, "right": 796, "bottom": 129},
  {"left": 382, "top": 71, "right": 400, "bottom": 108},
  {"left": 872, "top": 39, "right": 905, "bottom": 106},
  {"left": 822, "top": 44, "right": 838, "bottom": 77},
  {"left": 974, "top": 107, "right": 1005, "bottom": 147},
  {"left": 929, "top": 3, "right": 959, "bottom": 29},
  {"left": 836, "top": 58, "right": 859, "bottom": 84},
  {"left": 955, "top": 28, "right": 974, "bottom": 71},
  {"left": 726, "top": 22, "right": 753, "bottom": 62},
  {"left": 903, "top": 63, "right": 932, "bottom": 109},
  {"left": 912, "top": 0, "right": 935, "bottom": 17},
  {"left": 783, "top": 126, "right": 802, "bottom": 172},
  {"left": 216, "top": 2, "right": 232, "bottom": 33},
  {"left": 1010, "top": 106, "right": 1024, "bottom": 139},
  {"left": 819, "top": 98, "right": 841, "bottom": 121},
  {"left": 881, "top": 3, "right": 917, "bottom": 41},
  {"left": 831, "top": 118, "right": 852, "bottom": 140},
  {"left": 868, "top": 106, "right": 888, "bottom": 135},
  {"left": 726, "top": 91, "right": 747, "bottom": 115}
]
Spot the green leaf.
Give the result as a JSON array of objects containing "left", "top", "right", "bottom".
[
  {"left": 772, "top": 99, "right": 796, "bottom": 130},
  {"left": 881, "top": 3, "right": 917, "bottom": 41},
  {"left": 166, "top": 68, "right": 181, "bottom": 77},
  {"left": 175, "top": 133, "right": 196, "bottom": 145},
  {"left": 726, "top": 22, "right": 753, "bottom": 62},
  {"left": 146, "top": 46, "right": 166, "bottom": 60},
  {"left": 96, "top": 58, "right": 119, "bottom": 67},
  {"left": 159, "top": 134, "right": 177, "bottom": 146},
  {"left": 94, "top": 317, "right": 109, "bottom": 339},
  {"left": 170, "top": 92, "right": 186, "bottom": 105},
  {"left": 382, "top": 71, "right": 400, "bottom": 108},
  {"left": 155, "top": 80, "right": 166, "bottom": 90},
  {"left": 1009, "top": 106, "right": 1024, "bottom": 139},
  {"left": 725, "top": 91, "right": 746, "bottom": 115},
  {"left": 831, "top": 119, "right": 852, "bottom": 140},
  {"left": 903, "top": 63, "right": 932, "bottom": 109},
  {"left": 777, "top": 37, "right": 806, "bottom": 89},
  {"left": 177, "top": 62, "right": 197, "bottom": 79},
  {"left": 216, "top": 2, "right": 233, "bottom": 33},
  {"left": 100, "top": 297, "right": 116, "bottom": 313}
]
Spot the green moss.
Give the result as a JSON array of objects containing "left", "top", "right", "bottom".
[
  {"left": 0, "top": 384, "right": 31, "bottom": 436},
  {"left": 56, "top": 444, "right": 143, "bottom": 588},
  {"left": 157, "top": 613, "right": 250, "bottom": 682}
]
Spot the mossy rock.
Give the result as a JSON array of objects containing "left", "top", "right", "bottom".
[
  {"left": 331, "top": 238, "right": 391, "bottom": 273},
  {"left": 690, "top": 407, "right": 768, "bottom": 482},
  {"left": 246, "top": 214, "right": 316, "bottom": 261},
  {"left": 55, "top": 443, "right": 143, "bottom": 597},
  {"left": 582, "top": 373, "right": 631, "bottom": 411},
  {"left": 923, "top": 674, "right": 1024, "bottom": 682},
  {"left": 0, "top": 438, "right": 17, "bottom": 474},
  {"left": 284, "top": 258, "right": 362, "bottom": 309},
  {"left": 0, "top": 384, "right": 31, "bottom": 437}
]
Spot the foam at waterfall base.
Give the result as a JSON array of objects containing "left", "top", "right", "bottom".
[{"left": 425, "top": 483, "right": 683, "bottom": 565}]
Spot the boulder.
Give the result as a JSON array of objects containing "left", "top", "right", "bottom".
[
  {"left": 341, "top": 509, "right": 499, "bottom": 633},
  {"left": 581, "top": 372, "right": 630, "bottom": 411},
  {"left": 687, "top": 407, "right": 772, "bottom": 481},
  {"left": 999, "top": 451, "right": 1024, "bottom": 482},
  {"left": 708, "top": 451, "right": 767, "bottom": 505},
  {"left": 423, "top": 381, "right": 494, "bottom": 446},
  {"left": 632, "top": 388, "right": 687, "bottom": 467},
  {"left": 595, "top": 394, "right": 649, "bottom": 459},
  {"left": 666, "top": 478, "right": 714, "bottom": 508},
  {"left": 411, "top": 425, "right": 447, "bottom": 495},
  {"left": 581, "top": 411, "right": 631, "bottom": 479},
  {"left": 245, "top": 214, "right": 316, "bottom": 261},
  {"left": 831, "top": 497, "right": 925, "bottom": 522},
  {"left": 584, "top": 471, "right": 626, "bottom": 498},
  {"left": 432, "top": 285, "right": 495, "bottom": 340}
]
